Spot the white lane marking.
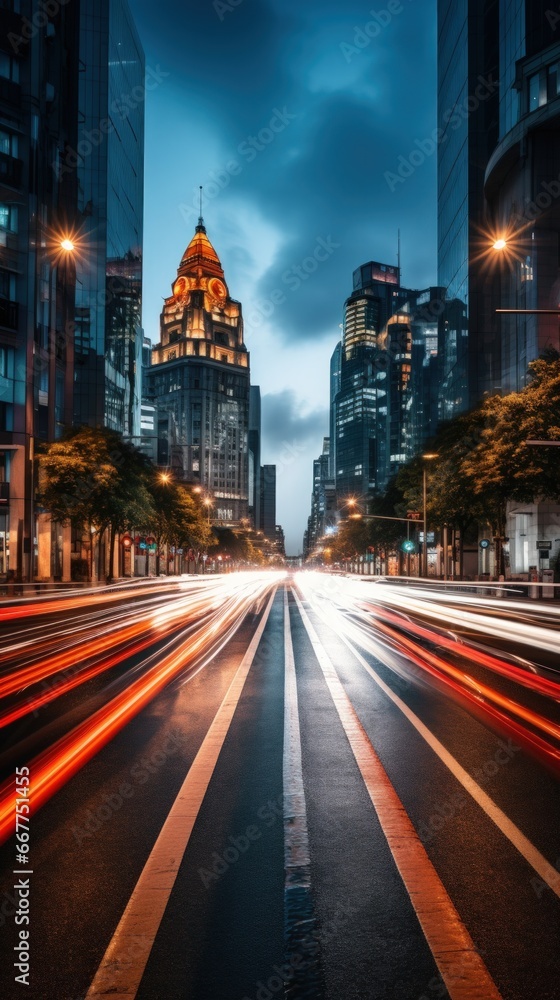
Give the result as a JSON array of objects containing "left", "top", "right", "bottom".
[
  {"left": 283, "top": 587, "right": 312, "bottom": 886},
  {"left": 85, "top": 588, "right": 277, "bottom": 999},
  {"left": 302, "top": 590, "right": 560, "bottom": 902},
  {"left": 293, "top": 588, "right": 503, "bottom": 1000}
]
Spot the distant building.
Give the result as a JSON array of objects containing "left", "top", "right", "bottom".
[
  {"left": 329, "top": 341, "right": 342, "bottom": 480},
  {"left": 275, "top": 525, "right": 286, "bottom": 558},
  {"left": 334, "top": 261, "right": 415, "bottom": 501},
  {"left": 260, "top": 464, "right": 276, "bottom": 540},
  {"left": 249, "top": 386, "right": 261, "bottom": 529},
  {"left": 305, "top": 437, "right": 337, "bottom": 554},
  {"left": 147, "top": 218, "right": 250, "bottom": 525}
]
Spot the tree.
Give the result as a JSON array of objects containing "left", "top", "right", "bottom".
[{"left": 39, "top": 428, "right": 155, "bottom": 581}]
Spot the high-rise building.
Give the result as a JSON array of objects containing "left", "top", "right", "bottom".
[
  {"left": 334, "top": 261, "right": 414, "bottom": 501},
  {"left": 0, "top": 0, "right": 81, "bottom": 581},
  {"left": 72, "top": 0, "right": 144, "bottom": 439},
  {"left": 305, "top": 437, "right": 337, "bottom": 554},
  {"left": 0, "top": 0, "right": 144, "bottom": 582},
  {"left": 329, "top": 341, "right": 342, "bottom": 480},
  {"left": 484, "top": 1, "right": 560, "bottom": 392},
  {"left": 260, "top": 464, "right": 276, "bottom": 541},
  {"left": 249, "top": 385, "right": 261, "bottom": 529},
  {"left": 147, "top": 219, "right": 250, "bottom": 525},
  {"left": 437, "top": 1, "right": 560, "bottom": 575},
  {"left": 437, "top": 0, "right": 500, "bottom": 420}
]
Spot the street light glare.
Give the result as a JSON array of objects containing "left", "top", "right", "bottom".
[
  {"left": 422, "top": 452, "right": 439, "bottom": 460},
  {"left": 60, "top": 238, "right": 75, "bottom": 252},
  {"left": 493, "top": 238, "right": 507, "bottom": 251}
]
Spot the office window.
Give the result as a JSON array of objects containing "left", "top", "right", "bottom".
[
  {"left": 0, "top": 53, "right": 19, "bottom": 83},
  {"left": 529, "top": 73, "right": 545, "bottom": 112},
  {"left": 0, "top": 204, "right": 17, "bottom": 233},
  {"left": 0, "top": 130, "right": 18, "bottom": 157}
]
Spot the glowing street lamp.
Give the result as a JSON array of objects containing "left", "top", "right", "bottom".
[
  {"left": 203, "top": 497, "right": 213, "bottom": 524},
  {"left": 492, "top": 238, "right": 507, "bottom": 251},
  {"left": 60, "top": 238, "right": 76, "bottom": 253}
]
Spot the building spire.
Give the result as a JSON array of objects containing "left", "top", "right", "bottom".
[{"left": 197, "top": 186, "right": 205, "bottom": 233}]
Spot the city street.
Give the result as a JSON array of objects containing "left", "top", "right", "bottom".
[{"left": 1, "top": 573, "right": 560, "bottom": 999}]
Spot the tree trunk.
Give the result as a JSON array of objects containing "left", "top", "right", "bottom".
[{"left": 107, "top": 524, "right": 117, "bottom": 583}]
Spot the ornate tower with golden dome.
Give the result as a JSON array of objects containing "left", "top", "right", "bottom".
[{"left": 146, "top": 218, "right": 250, "bottom": 525}]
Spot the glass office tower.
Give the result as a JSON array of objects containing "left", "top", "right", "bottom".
[
  {"left": 437, "top": 0, "right": 499, "bottom": 419},
  {"left": 73, "top": 0, "right": 144, "bottom": 437}
]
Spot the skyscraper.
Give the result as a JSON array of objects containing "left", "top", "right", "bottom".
[
  {"left": 72, "top": 0, "right": 144, "bottom": 439},
  {"left": 484, "top": 1, "right": 560, "bottom": 391},
  {"left": 260, "top": 464, "right": 276, "bottom": 541},
  {"left": 0, "top": 0, "right": 80, "bottom": 581},
  {"left": 334, "top": 261, "right": 413, "bottom": 501},
  {"left": 0, "top": 0, "right": 144, "bottom": 582},
  {"left": 249, "top": 385, "right": 261, "bottom": 529},
  {"left": 147, "top": 219, "right": 250, "bottom": 525},
  {"left": 437, "top": 0, "right": 500, "bottom": 420}
]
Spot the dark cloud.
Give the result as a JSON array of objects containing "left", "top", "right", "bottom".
[
  {"left": 261, "top": 390, "right": 328, "bottom": 449},
  {"left": 128, "top": 0, "right": 438, "bottom": 547}
]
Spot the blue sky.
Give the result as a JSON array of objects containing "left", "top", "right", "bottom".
[{"left": 128, "top": 0, "right": 438, "bottom": 553}]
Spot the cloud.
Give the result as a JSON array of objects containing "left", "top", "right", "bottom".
[{"left": 261, "top": 389, "right": 328, "bottom": 449}]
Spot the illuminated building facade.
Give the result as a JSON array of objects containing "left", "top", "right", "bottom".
[
  {"left": 0, "top": 0, "right": 144, "bottom": 582},
  {"left": 334, "top": 261, "right": 413, "bottom": 501},
  {"left": 0, "top": 0, "right": 80, "bottom": 581},
  {"left": 147, "top": 219, "right": 250, "bottom": 525}
]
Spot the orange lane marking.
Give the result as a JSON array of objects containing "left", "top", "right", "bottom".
[
  {"left": 293, "top": 588, "right": 503, "bottom": 1000},
  {"left": 85, "top": 587, "right": 276, "bottom": 1000}
]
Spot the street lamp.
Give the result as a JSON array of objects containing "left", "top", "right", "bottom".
[
  {"left": 203, "top": 497, "right": 213, "bottom": 524},
  {"left": 422, "top": 453, "right": 439, "bottom": 578}
]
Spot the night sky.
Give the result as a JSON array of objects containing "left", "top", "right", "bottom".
[{"left": 128, "top": 0, "right": 437, "bottom": 553}]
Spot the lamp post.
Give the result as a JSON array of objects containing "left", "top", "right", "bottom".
[{"left": 422, "top": 453, "right": 439, "bottom": 579}]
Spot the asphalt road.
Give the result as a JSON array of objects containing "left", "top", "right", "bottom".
[{"left": 1, "top": 572, "right": 560, "bottom": 1000}]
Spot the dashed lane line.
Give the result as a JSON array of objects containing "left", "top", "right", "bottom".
[
  {"left": 85, "top": 588, "right": 277, "bottom": 1000},
  {"left": 292, "top": 588, "right": 503, "bottom": 1000},
  {"left": 283, "top": 587, "right": 323, "bottom": 997},
  {"left": 304, "top": 590, "right": 560, "bottom": 903}
]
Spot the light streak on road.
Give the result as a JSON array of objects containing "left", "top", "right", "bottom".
[
  {"left": 296, "top": 573, "right": 560, "bottom": 776},
  {"left": 0, "top": 573, "right": 285, "bottom": 846}
]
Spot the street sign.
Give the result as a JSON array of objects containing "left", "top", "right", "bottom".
[
  {"left": 536, "top": 540, "right": 552, "bottom": 550},
  {"left": 479, "top": 538, "right": 490, "bottom": 549},
  {"left": 407, "top": 511, "right": 421, "bottom": 520}
]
